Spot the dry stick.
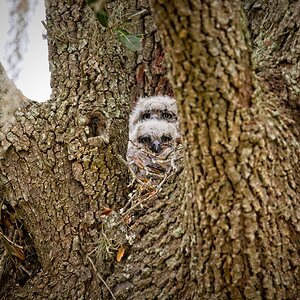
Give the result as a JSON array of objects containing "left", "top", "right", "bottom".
[
  {"left": 87, "top": 255, "right": 117, "bottom": 300},
  {"left": 0, "top": 249, "right": 8, "bottom": 281},
  {"left": 122, "top": 189, "right": 158, "bottom": 218},
  {"left": 0, "top": 200, "right": 4, "bottom": 220},
  {"left": 19, "top": 264, "right": 32, "bottom": 276},
  {"left": 121, "top": 169, "right": 173, "bottom": 219},
  {"left": 121, "top": 142, "right": 183, "bottom": 220}
]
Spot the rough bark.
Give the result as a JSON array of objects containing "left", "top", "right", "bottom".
[
  {"left": 150, "top": 0, "right": 300, "bottom": 298},
  {"left": 243, "top": 0, "right": 300, "bottom": 127},
  {"left": 0, "top": 0, "right": 299, "bottom": 299},
  {"left": 0, "top": 63, "right": 27, "bottom": 157},
  {"left": 0, "top": 0, "right": 175, "bottom": 298}
]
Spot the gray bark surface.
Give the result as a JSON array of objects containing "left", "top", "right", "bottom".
[{"left": 0, "top": 0, "right": 299, "bottom": 299}]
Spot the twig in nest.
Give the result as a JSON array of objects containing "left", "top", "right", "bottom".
[
  {"left": 0, "top": 249, "right": 8, "bottom": 281},
  {"left": 0, "top": 230, "right": 25, "bottom": 261},
  {"left": 122, "top": 141, "right": 183, "bottom": 219},
  {"left": 121, "top": 189, "right": 158, "bottom": 218},
  {"left": 121, "top": 166, "right": 174, "bottom": 219}
]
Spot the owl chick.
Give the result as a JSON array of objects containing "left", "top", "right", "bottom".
[
  {"left": 127, "top": 119, "right": 181, "bottom": 179},
  {"left": 129, "top": 95, "right": 178, "bottom": 130},
  {"left": 128, "top": 119, "right": 180, "bottom": 155}
]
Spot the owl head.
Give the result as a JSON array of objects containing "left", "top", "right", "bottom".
[
  {"left": 129, "top": 119, "right": 180, "bottom": 154},
  {"left": 129, "top": 96, "right": 178, "bottom": 130}
]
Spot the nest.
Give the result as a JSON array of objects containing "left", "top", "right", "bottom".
[
  {"left": 0, "top": 200, "right": 41, "bottom": 298},
  {"left": 121, "top": 142, "right": 183, "bottom": 217}
]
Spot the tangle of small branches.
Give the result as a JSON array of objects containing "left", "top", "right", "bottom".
[
  {"left": 0, "top": 200, "right": 41, "bottom": 298},
  {"left": 122, "top": 143, "right": 183, "bottom": 217},
  {"left": 5, "top": 0, "right": 38, "bottom": 79}
]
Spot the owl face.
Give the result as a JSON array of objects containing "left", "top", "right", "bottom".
[
  {"left": 129, "top": 120, "right": 180, "bottom": 155},
  {"left": 127, "top": 96, "right": 182, "bottom": 179},
  {"left": 129, "top": 96, "right": 178, "bottom": 129},
  {"left": 137, "top": 131, "right": 173, "bottom": 154},
  {"left": 139, "top": 109, "right": 177, "bottom": 124}
]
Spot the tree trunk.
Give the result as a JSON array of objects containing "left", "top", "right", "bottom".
[
  {"left": 0, "top": 0, "right": 299, "bottom": 299},
  {"left": 243, "top": 0, "right": 300, "bottom": 127},
  {"left": 150, "top": 0, "right": 300, "bottom": 298}
]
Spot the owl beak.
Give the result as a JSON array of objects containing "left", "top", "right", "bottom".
[{"left": 150, "top": 140, "right": 162, "bottom": 154}]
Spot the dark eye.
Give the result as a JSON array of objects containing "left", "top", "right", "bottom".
[
  {"left": 141, "top": 112, "right": 151, "bottom": 120},
  {"left": 162, "top": 112, "right": 173, "bottom": 120},
  {"left": 161, "top": 135, "right": 172, "bottom": 143},
  {"left": 138, "top": 136, "right": 151, "bottom": 144}
]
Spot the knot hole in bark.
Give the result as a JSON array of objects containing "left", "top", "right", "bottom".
[{"left": 87, "top": 112, "right": 107, "bottom": 137}]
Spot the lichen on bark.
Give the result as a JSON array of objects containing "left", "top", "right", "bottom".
[
  {"left": 150, "top": 0, "right": 300, "bottom": 298},
  {"left": 0, "top": 0, "right": 299, "bottom": 299}
]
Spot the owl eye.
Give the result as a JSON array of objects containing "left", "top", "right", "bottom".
[
  {"left": 161, "top": 135, "right": 172, "bottom": 143},
  {"left": 138, "top": 136, "right": 151, "bottom": 144},
  {"left": 162, "top": 112, "right": 174, "bottom": 120},
  {"left": 141, "top": 112, "right": 151, "bottom": 120}
]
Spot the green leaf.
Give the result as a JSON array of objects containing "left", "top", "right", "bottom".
[
  {"left": 115, "top": 29, "right": 142, "bottom": 52},
  {"left": 96, "top": 10, "right": 109, "bottom": 27}
]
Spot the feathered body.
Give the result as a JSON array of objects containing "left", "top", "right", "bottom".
[{"left": 127, "top": 96, "right": 182, "bottom": 181}]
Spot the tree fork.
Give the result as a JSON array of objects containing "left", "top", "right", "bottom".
[{"left": 0, "top": 0, "right": 299, "bottom": 298}]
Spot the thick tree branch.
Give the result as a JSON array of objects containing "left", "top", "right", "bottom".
[
  {"left": 150, "top": 0, "right": 256, "bottom": 187},
  {"left": 243, "top": 0, "right": 300, "bottom": 126},
  {"left": 0, "top": 62, "right": 25, "bottom": 102},
  {"left": 0, "top": 62, "right": 27, "bottom": 158},
  {"left": 0, "top": 1, "right": 176, "bottom": 297},
  {"left": 150, "top": 1, "right": 300, "bottom": 298},
  {"left": 1, "top": 0, "right": 299, "bottom": 298}
]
